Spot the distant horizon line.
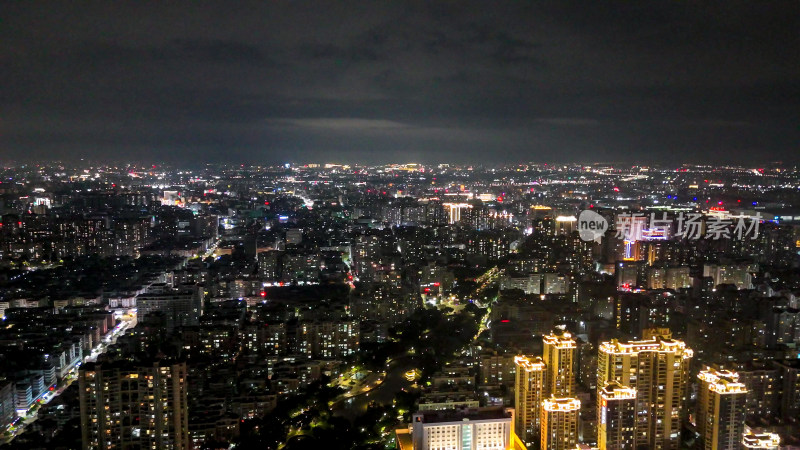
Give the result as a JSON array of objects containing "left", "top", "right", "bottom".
[{"left": 0, "top": 160, "right": 793, "bottom": 169}]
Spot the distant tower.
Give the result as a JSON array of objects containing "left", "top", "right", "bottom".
[{"left": 514, "top": 355, "right": 546, "bottom": 444}]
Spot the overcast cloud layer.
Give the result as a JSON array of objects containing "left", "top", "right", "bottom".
[{"left": 1, "top": 1, "right": 798, "bottom": 165}]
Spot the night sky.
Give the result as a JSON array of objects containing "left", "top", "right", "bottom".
[{"left": 2, "top": 1, "right": 798, "bottom": 165}]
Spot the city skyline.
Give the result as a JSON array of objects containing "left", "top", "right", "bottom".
[
  {"left": 2, "top": 2, "right": 800, "bottom": 449},
  {"left": 1, "top": 161, "right": 799, "bottom": 448}
]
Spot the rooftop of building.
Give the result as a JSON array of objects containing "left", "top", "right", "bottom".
[
  {"left": 79, "top": 357, "right": 186, "bottom": 372},
  {"left": 414, "top": 407, "right": 512, "bottom": 424},
  {"left": 395, "top": 428, "right": 413, "bottom": 450}
]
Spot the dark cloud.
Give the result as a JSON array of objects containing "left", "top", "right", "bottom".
[{"left": 1, "top": 1, "right": 798, "bottom": 164}]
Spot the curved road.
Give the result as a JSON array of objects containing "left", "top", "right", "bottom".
[{"left": 332, "top": 355, "right": 418, "bottom": 420}]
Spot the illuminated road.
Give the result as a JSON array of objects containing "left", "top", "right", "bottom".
[
  {"left": 330, "top": 369, "right": 387, "bottom": 403},
  {"left": 462, "top": 266, "right": 503, "bottom": 343},
  {"left": 467, "top": 266, "right": 503, "bottom": 307},
  {"left": 331, "top": 356, "right": 418, "bottom": 421}
]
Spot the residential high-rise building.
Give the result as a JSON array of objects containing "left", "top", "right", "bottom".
[
  {"left": 597, "top": 334, "right": 693, "bottom": 449},
  {"left": 294, "top": 320, "right": 359, "bottom": 359},
  {"left": 442, "top": 203, "right": 472, "bottom": 225},
  {"left": 597, "top": 382, "right": 636, "bottom": 450},
  {"left": 541, "top": 397, "right": 580, "bottom": 450},
  {"left": 514, "top": 355, "right": 546, "bottom": 444},
  {"left": 542, "top": 273, "right": 569, "bottom": 295},
  {"left": 702, "top": 264, "right": 753, "bottom": 290},
  {"left": 646, "top": 267, "right": 665, "bottom": 289},
  {"left": 773, "top": 359, "right": 800, "bottom": 421},
  {"left": 478, "top": 350, "right": 514, "bottom": 387},
  {"left": 0, "top": 380, "right": 14, "bottom": 431},
  {"left": 500, "top": 274, "right": 542, "bottom": 294},
  {"left": 697, "top": 367, "right": 748, "bottom": 450},
  {"left": 543, "top": 329, "right": 576, "bottom": 397},
  {"left": 352, "top": 233, "right": 381, "bottom": 279},
  {"left": 79, "top": 360, "right": 189, "bottom": 450},
  {"left": 135, "top": 285, "right": 203, "bottom": 331},
  {"left": 257, "top": 250, "right": 282, "bottom": 280},
  {"left": 241, "top": 322, "right": 287, "bottom": 356},
  {"left": 664, "top": 267, "right": 691, "bottom": 291},
  {"left": 731, "top": 360, "right": 780, "bottom": 420}
]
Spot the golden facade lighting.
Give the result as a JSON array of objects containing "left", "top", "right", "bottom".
[
  {"left": 540, "top": 397, "right": 580, "bottom": 450},
  {"left": 697, "top": 367, "right": 749, "bottom": 450},
  {"left": 597, "top": 334, "right": 693, "bottom": 449},
  {"left": 742, "top": 432, "right": 781, "bottom": 449},
  {"left": 543, "top": 397, "right": 581, "bottom": 412},
  {"left": 514, "top": 355, "right": 546, "bottom": 444},
  {"left": 543, "top": 330, "right": 577, "bottom": 397}
]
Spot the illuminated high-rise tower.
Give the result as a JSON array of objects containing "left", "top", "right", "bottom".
[
  {"left": 514, "top": 355, "right": 546, "bottom": 444},
  {"left": 541, "top": 397, "right": 580, "bottom": 450},
  {"left": 543, "top": 329, "right": 576, "bottom": 397},
  {"left": 697, "top": 368, "right": 748, "bottom": 450},
  {"left": 597, "top": 333, "right": 692, "bottom": 449},
  {"left": 597, "top": 382, "right": 637, "bottom": 450}
]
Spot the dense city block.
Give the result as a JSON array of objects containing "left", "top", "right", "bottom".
[{"left": 0, "top": 163, "right": 798, "bottom": 449}]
